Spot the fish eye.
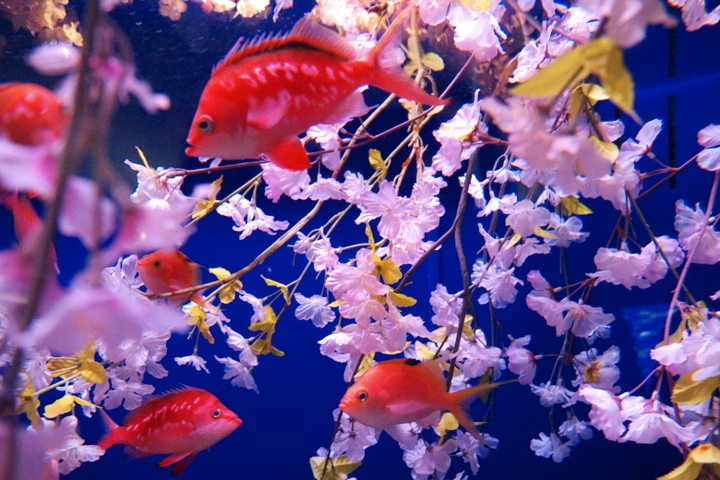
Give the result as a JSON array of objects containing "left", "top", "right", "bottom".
[
  {"left": 153, "top": 260, "right": 161, "bottom": 269},
  {"left": 197, "top": 116, "right": 214, "bottom": 134},
  {"left": 212, "top": 409, "right": 222, "bottom": 419},
  {"left": 358, "top": 391, "right": 369, "bottom": 402}
]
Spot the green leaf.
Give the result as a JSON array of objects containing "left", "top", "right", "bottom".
[
  {"left": 422, "top": 52, "right": 444, "bottom": 71},
  {"left": 671, "top": 370, "right": 720, "bottom": 404}
]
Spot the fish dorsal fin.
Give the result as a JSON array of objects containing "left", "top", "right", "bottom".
[
  {"left": 124, "top": 386, "right": 204, "bottom": 426},
  {"left": 217, "top": 16, "right": 357, "bottom": 71},
  {"left": 417, "top": 358, "right": 448, "bottom": 391}
]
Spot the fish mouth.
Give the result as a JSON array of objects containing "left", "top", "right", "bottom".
[
  {"left": 232, "top": 417, "right": 243, "bottom": 426},
  {"left": 339, "top": 398, "right": 351, "bottom": 411},
  {"left": 185, "top": 145, "right": 197, "bottom": 157}
]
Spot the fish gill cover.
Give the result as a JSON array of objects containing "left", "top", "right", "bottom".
[{"left": 0, "top": 1, "right": 719, "bottom": 480}]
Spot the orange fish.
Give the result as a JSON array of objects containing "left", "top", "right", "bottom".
[
  {"left": 137, "top": 249, "right": 212, "bottom": 309},
  {"left": 186, "top": 9, "right": 448, "bottom": 170},
  {"left": 339, "top": 358, "right": 512, "bottom": 439},
  {"left": 98, "top": 387, "right": 242, "bottom": 475},
  {"left": 0, "top": 82, "right": 68, "bottom": 146}
]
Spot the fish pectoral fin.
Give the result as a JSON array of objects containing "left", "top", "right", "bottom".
[
  {"left": 158, "top": 451, "right": 198, "bottom": 475},
  {"left": 319, "top": 90, "right": 369, "bottom": 126},
  {"left": 263, "top": 136, "right": 311, "bottom": 171},
  {"left": 247, "top": 92, "right": 291, "bottom": 130},
  {"left": 385, "top": 400, "right": 433, "bottom": 420}
]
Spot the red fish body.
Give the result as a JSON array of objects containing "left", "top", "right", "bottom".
[
  {"left": 339, "top": 358, "right": 510, "bottom": 439},
  {"left": 98, "top": 387, "right": 242, "bottom": 474},
  {"left": 186, "top": 10, "right": 448, "bottom": 170},
  {"left": 0, "top": 83, "right": 67, "bottom": 146},
  {"left": 137, "top": 249, "right": 212, "bottom": 309}
]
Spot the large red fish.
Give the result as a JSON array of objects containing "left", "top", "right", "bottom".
[
  {"left": 340, "top": 358, "right": 512, "bottom": 439},
  {"left": 186, "top": 9, "right": 448, "bottom": 170},
  {"left": 0, "top": 83, "right": 67, "bottom": 146},
  {"left": 97, "top": 387, "right": 242, "bottom": 474},
  {"left": 137, "top": 249, "right": 213, "bottom": 309}
]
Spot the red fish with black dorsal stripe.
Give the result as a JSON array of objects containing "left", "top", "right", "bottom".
[
  {"left": 339, "top": 358, "right": 514, "bottom": 440},
  {"left": 97, "top": 387, "right": 242, "bottom": 475},
  {"left": 185, "top": 8, "right": 448, "bottom": 170}
]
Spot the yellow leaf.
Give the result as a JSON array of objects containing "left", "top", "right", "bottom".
[
  {"left": 18, "top": 372, "right": 41, "bottom": 426},
  {"left": 657, "top": 456, "right": 701, "bottom": 480},
  {"left": 262, "top": 275, "right": 291, "bottom": 303},
  {"left": 77, "top": 339, "right": 97, "bottom": 362},
  {"left": 354, "top": 353, "right": 375, "bottom": 379},
  {"left": 192, "top": 177, "right": 223, "bottom": 219},
  {"left": 458, "top": 0, "right": 493, "bottom": 10},
  {"left": 414, "top": 341, "right": 437, "bottom": 360},
  {"left": 365, "top": 224, "right": 377, "bottom": 250},
  {"left": 209, "top": 267, "right": 231, "bottom": 279},
  {"left": 568, "top": 84, "right": 610, "bottom": 119},
  {"left": 368, "top": 149, "right": 387, "bottom": 177},
  {"left": 587, "top": 136, "right": 620, "bottom": 162},
  {"left": 389, "top": 290, "right": 417, "bottom": 307},
  {"left": 561, "top": 196, "right": 593, "bottom": 215},
  {"left": 672, "top": 370, "right": 720, "bottom": 404},
  {"left": 80, "top": 361, "right": 107, "bottom": 384},
  {"left": 462, "top": 314, "right": 475, "bottom": 339},
  {"left": 534, "top": 226, "right": 558, "bottom": 239},
  {"left": 512, "top": 38, "right": 637, "bottom": 120},
  {"left": 690, "top": 443, "right": 720, "bottom": 464},
  {"left": 422, "top": 52, "right": 444, "bottom": 71},
  {"left": 504, "top": 232, "right": 523, "bottom": 248},
  {"left": 373, "top": 255, "right": 402, "bottom": 284},
  {"left": 44, "top": 395, "right": 76, "bottom": 418},
  {"left": 47, "top": 357, "right": 78, "bottom": 377},
  {"left": 189, "top": 306, "right": 215, "bottom": 344},
  {"left": 598, "top": 41, "right": 637, "bottom": 120},
  {"left": 438, "top": 412, "right": 460, "bottom": 437},
  {"left": 310, "top": 454, "right": 362, "bottom": 480},
  {"left": 511, "top": 46, "right": 588, "bottom": 98},
  {"left": 328, "top": 298, "right": 343, "bottom": 308}
]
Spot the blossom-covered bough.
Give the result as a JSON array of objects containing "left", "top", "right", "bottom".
[{"left": 0, "top": 0, "right": 719, "bottom": 479}]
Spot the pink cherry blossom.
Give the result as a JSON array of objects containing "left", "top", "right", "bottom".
[
  {"left": 696, "top": 124, "right": 720, "bottom": 170},
  {"left": 576, "top": 385, "right": 625, "bottom": 441},
  {"left": 619, "top": 396, "right": 695, "bottom": 448},
  {"left": 447, "top": 2, "right": 506, "bottom": 61},
  {"left": 294, "top": 293, "right": 335, "bottom": 327},
  {"left": 531, "top": 383, "right": 574, "bottom": 407},
  {"left": 572, "top": 346, "right": 620, "bottom": 392},
  {"left": 530, "top": 432, "right": 571, "bottom": 462},
  {"left": 403, "top": 438, "right": 458, "bottom": 480},
  {"left": 215, "top": 354, "right": 259, "bottom": 392},
  {"left": 262, "top": 162, "right": 310, "bottom": 202},
  {"left": 432, "top": 90, "right": 487, "bottom": 176},
  {"left": 674, "top": 200, "right": 720, "bottom": 264},
  {"left": 506, "top": 335, "right": 537, "bottom": 385}
]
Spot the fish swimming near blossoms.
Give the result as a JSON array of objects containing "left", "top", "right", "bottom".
[
  {"left": 185, "top": 9, "right": 448, "bottom": 170},
  {"left": 137, "top": 248, "right": 212, "bottom": 309},
  {"left": 97, "top": 387, "right": 242, "bottom": 474},
  {"left": 0, "top": 83, "right": 67, "bottom": 146},
  {"left": 339, "top": 358, "right": 513, "bottom": 439}
]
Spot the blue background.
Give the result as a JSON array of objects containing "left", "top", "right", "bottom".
[{"left": 1, "top": 1, "right": 720, "bottom": 479}]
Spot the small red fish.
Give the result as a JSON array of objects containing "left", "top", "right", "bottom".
[
  {"left": 186, "top": 9, "right": 448, "bottom": 170},
  {"left": 0, "top": 82, "right": 68, "bottom": 146},
  {"left": 97, "top": 387, "right": 242, "bottom": 475},
  {"left": 339, "top": 358, "right": 512, "bottom": 439},
  {"left": 137, "top": 249, "right": 212, "bottom": 309}
]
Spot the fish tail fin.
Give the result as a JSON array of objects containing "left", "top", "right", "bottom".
[
  {"left": 367, "top": 7, "right": 448, "bottom": 106},
  {"left": 449, "top": 380, "right": 517, "bottom": 440},
  {"left": 97, "top": 409, "right": 121, "bottom": 451}
]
